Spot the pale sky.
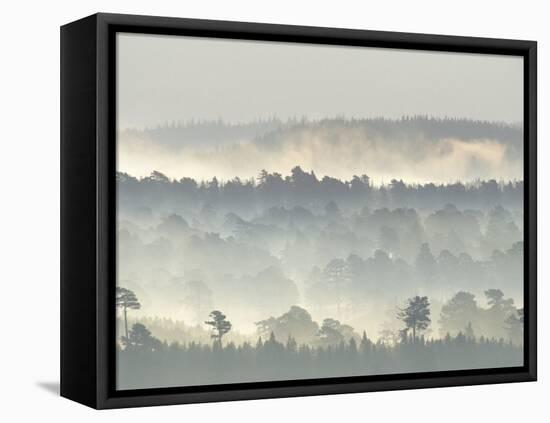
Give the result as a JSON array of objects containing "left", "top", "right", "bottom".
[{"left": 116, "top": 32, "right": 523, "bottom": 129}]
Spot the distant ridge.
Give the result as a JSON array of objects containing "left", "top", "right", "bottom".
[{"left": 121, "top": 116, "right": 522, "bottom": 152}]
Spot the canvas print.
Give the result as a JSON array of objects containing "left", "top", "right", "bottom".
[{"left": 115, "top": 33, "right": 524, "bottom": 390}]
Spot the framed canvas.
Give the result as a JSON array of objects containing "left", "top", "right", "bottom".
[{"left": 60, "top": 13, "right": 537, "bottom": 409}]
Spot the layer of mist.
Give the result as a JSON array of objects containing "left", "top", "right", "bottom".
[
  {"left": 115, "top": 117, "right": 524, "bottom": 389},
  {"left": 118, "top": 117, "right": 523, "bottom": 184}
]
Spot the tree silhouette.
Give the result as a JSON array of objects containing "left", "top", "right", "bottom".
[
  {"left": 122, "top": 322, "right": 162, "bottom": 352},
  {"left": 116, "top": 287, "right": 141, "bottom": 339},
  {"left": 205, "top": 310, "right": 232, "bottom": 346},
  {"left": 317, "top": 318, "right": 356, "bottom": 347},
  {"left": 505, "top": 308, "right": 524, "bottom": 345},
  {"left": 398, "top": 296, "right": 431, "bottom": 342},
  {"left": 438, "top": 291, "right": 479, "bottom": 337},
  {"left": 485, "top": 288, "right": 513, "bottom": 308},
  {"left": 483, "top": 289, "right": 517, "bottom": 338},
  {"left": 318, "top": 318, "right": 345, "bottom": 345},
  {"left": 255, "top": 305, "right": 319, "bottom": 344}
]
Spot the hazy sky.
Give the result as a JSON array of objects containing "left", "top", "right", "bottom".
[{"left": 117, "top": 32, "right": 523, "bottom": 129}]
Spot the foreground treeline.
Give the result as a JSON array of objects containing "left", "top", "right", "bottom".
[
  {"left": 116, "top": 288, "right": 523, "bottom": 389},
  {"left": 117, "top": 327, "right": 522, "bottom": 389}
]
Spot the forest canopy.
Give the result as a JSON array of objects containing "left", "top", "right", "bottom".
[{"left": 115, "top": 117, "right": 524, "bottom": 389}]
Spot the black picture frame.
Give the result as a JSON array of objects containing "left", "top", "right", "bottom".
[{"left": 60, "top": 12, "right": 537, "bottom": 409}]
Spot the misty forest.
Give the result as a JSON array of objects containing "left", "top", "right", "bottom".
[{"left": 116, "top": 117, "right": 524, "bottom": 390}]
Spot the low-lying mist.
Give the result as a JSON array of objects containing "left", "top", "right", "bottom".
[
  {"left": 115, "top": 117, "right": 525, "bottom": 388},
  {"left": 118, "top": 118, "right": 523, "bottom": 184}
]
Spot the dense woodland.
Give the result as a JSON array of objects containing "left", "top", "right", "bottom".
[
  {"left": 116, "top": 117, "right": 524, "bottom": 389},
  {"left": 123, "top": 116, "right": 522, "bottom": 154},
  {"left": 118, "top": 329, "right": 522, "bottom": 389},
  {"left": 116, "top": 292, "right": 523, "bottom": 389},
  {"left": 117, "top": 166, "right": 523, "bottom": 213},
  {"left": 117, "top": 167, "right": 524, "bottom": 326}
]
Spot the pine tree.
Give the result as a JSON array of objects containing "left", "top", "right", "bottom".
[
  {"left": 398, "top": 296, "right": 431, "bottom": 342},
  {"left": 205, "top": 310, "right": 232, "bottom": 347},
  {"left": 116, "top": 287, "right": 141, "bottom": 340}
]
